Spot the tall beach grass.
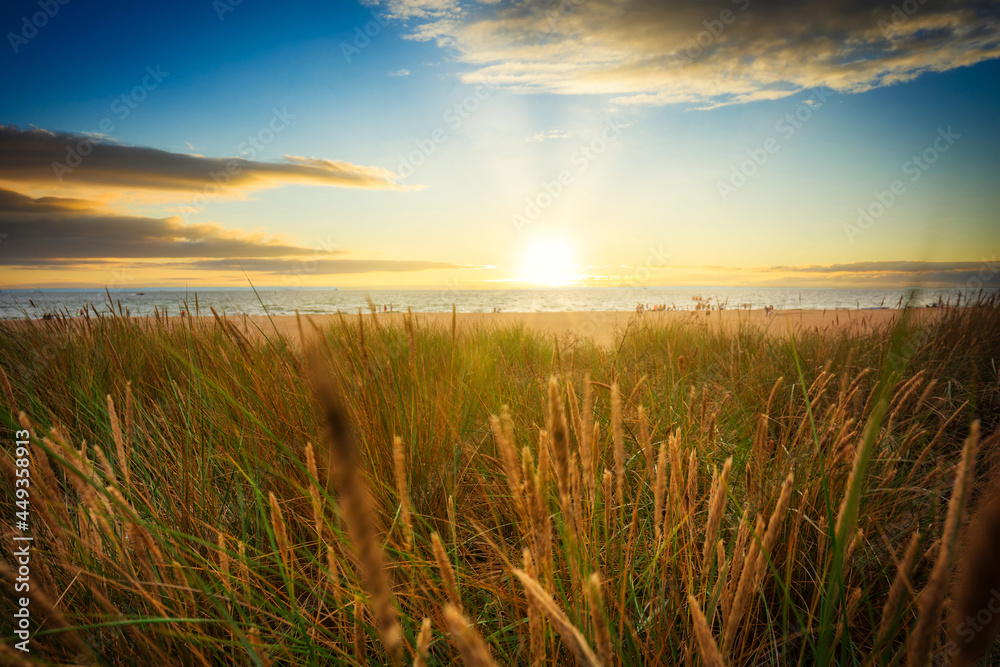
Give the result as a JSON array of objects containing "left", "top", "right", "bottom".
[{"left": 1, "top": 295, "right": 999, "bottom": 665}]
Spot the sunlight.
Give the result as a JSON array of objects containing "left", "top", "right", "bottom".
[{"left": 519, "top": 237, "right": 577, "bottom": 286}]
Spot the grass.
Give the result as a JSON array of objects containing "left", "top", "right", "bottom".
[{"left": 1, "top": 296, "right": 998, "bottom": 665}]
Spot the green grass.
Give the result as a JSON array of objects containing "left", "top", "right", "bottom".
[{"left": 0, "top": 296, "right": 998, "bottom": 665}]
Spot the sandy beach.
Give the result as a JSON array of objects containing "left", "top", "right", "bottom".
[
  {"left": 15, "top": 307, "right": 944, "bottom": 347},
  {"left": 167, "top": 307, "right": 942, "bottom": 347}
]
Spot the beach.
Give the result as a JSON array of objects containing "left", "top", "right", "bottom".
[{"left": 180, "top": 307, "right": 942, "bottom": 347}]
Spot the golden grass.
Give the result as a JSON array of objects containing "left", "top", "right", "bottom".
[
  {"left": 689, "top": 593, "right": 725, "bottom": 667},
  {"left": 950, "top": 454, "right": 1000, "bottom": 665},
  {"left": 443, "top": 604, "right": 499, "bottom": 667},
  {"left": 1, "top": 296, "right": 999, "bottom": 664},
  {"left": 512, "top": 568, "right": 601, "bottom": 667},
  {"left": 909, "top": 421, "right": 980, "bottom": 666}
]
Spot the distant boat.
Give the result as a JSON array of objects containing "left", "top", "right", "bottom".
[{"left": 136, "top": 292, "right": 145, "bottom": 295}]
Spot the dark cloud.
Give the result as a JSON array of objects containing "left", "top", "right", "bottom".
[
  {"left": 0, "top": 188, "right": 317, "bottom": 261},
  {"left": 753, "top": 260, "right": 1000, "bottom": 286},
  {"left": 186, "top": 258, "right": 468, "bottom": 274},
  {"left": 0, "top": 258, "right": 123, "bottom": 269},
  {"left": 0, "top": 188, "right": 467, "bottom": 275},
  {"left": 0, "top": 187, "right": 96, "bottom": 213},
  {"left": 8, "top": 257, "right": 468, "bottom": 274},
  {"left": 381, "top": 0, "right": 1000, "bottom": 107},
  {"left": 0, "top": 125, "right": 413, "bottom": 192},
  {"left": 761, "top": 260, "right": 992, "bottom": 274}
]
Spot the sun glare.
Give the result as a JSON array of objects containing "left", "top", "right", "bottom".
[{"left": 520, "top": 237, "right": 576, "bottom": 286}]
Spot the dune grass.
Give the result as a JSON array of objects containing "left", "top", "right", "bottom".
[{"left": 1, "top": 296, "right": 999, "bottom": 665}]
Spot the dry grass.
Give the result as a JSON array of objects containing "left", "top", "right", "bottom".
[
  {"left": 950, "top": 448, "right": 1000, "bottom": 666},
  {"left": 0, "top": 294, "right": 999, "bottom": 665}
]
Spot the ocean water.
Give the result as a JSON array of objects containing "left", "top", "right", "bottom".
[{"left": 0, "top": 286, "right": 992, "bottom": 319}]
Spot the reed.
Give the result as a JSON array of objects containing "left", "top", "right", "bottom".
[
  {"left": 909, "top": 421, "right": 980, "bottom": 666},
  {"left": 1, "top": 294, "right": 998, "bottom": 665},
  {"left": 491, "top": 409, "right": 525, "bottom": 519},
  {"left": 702, "top": 457, "right": 732, "bottom": 569},
  {"left": 581, "top": 375, "right": 595, "bottom": 500},
  {"left": 392, "top": 435, "right": 413, "bottom": 550},
  {"left": 876, "top": 529, "right": 920, "bottom": 649},
  {"left": 415, "top": 617, "right": 433, "bottom": 667},
  {"left": 753, "top": 473, "right": 793, "bottom": 587},
  {"left": 548, "top": 377, "right": 575, "bottom": 520},
  {"left": 689, "top": 594, "right": 725, "bottom": 667},
  {"left": 432, "top": 531, "right": 462, "bottom": 611},
  {"left": 106, "top": 394, "right": 131, "bottom": 493},
  {"left": 0, "top": 364, "right": 16, "bottom": 414},
  {"left": 638, "top": 405, "right": 653, "bottom": 483},
  {"left": 611, "top": 382, "right": 625, "bottom": 526},
  {"left": 304, "top": 441, "right": 324, "bottom": 550},
  {"left": 513, "top": 568, "right": 602, "bottom": 667},
  {"left": 524, "top": 548, "right": 546, "bottom": 666},
  {"left": 444, "top": 604, "right": 500, "bottom": 667},
  {"left": 654, "top": 438, "right": 668, "bottom": 543},
  {"left": 950, "top": 449, "right": 1000, "bottom": 666},
  {"left": 268, "top": 492, "right": 291, "bottom": 573},
  {"left": 309, "top": 359, "right": 404, "bottom": 665},
  {"left": 585, "top": 572, "right": 614, "bottom": 667}
]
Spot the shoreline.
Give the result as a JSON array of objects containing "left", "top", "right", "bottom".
[{"left": 11, "top": 307, "right": 944, "bottom": 346}]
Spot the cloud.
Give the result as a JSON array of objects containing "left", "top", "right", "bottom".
[
  {"left": 184, "top": 258, "right": 468, "bottom": 274},
  {"left": 747, "top": 260, "right": 1000, "bottom": 286},
  {"left": 0, "top": 124, "right": 414, "bottom": 194},
  {"left": 760, "top": 260, "right": 990, "bottom": 274},
  {"left": 9, "top": 257, "right": 469, "bottom": 274},
  {"left": 0, "top": 187, "right": 317, "bottom": 261},
  {"left": 380, "top": 0, "right": 1000, "bottom": 107},
  {"left": 377, "top": 0, "right": 459, "bottom": 20},
  {"left": 0, "top": 187, "right": 97, "bottom": 213},
  {"left": 528, "top": 129, "right": 573, "bottom": 142},
  {"left": 389, "top": 68, "right": 411, "bottom": 76},
  {"left": 0, "top": 188, "right": 469, "bottom": 276}
]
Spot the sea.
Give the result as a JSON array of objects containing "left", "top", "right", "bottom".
[{"left": 0, "top": 286, "right": 992, "bottom": 320}]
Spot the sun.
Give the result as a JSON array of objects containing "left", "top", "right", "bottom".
[{"left": 520, "top": 237, "right": 577, "bottom": 286}]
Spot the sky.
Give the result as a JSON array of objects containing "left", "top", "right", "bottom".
[{"left": 1, "top": 0, "right": 999, "bottom": 289}]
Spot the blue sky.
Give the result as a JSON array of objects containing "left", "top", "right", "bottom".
[{"left": 1, "top": 0, "right": 998, "bottom": 288}]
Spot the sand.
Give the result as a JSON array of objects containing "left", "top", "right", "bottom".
[
  {"left": 189, "top": 307, "right": 941, "bottom": 347},
  {"left": 16, "top": 307, "right": 942, "bottom": 347}
]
